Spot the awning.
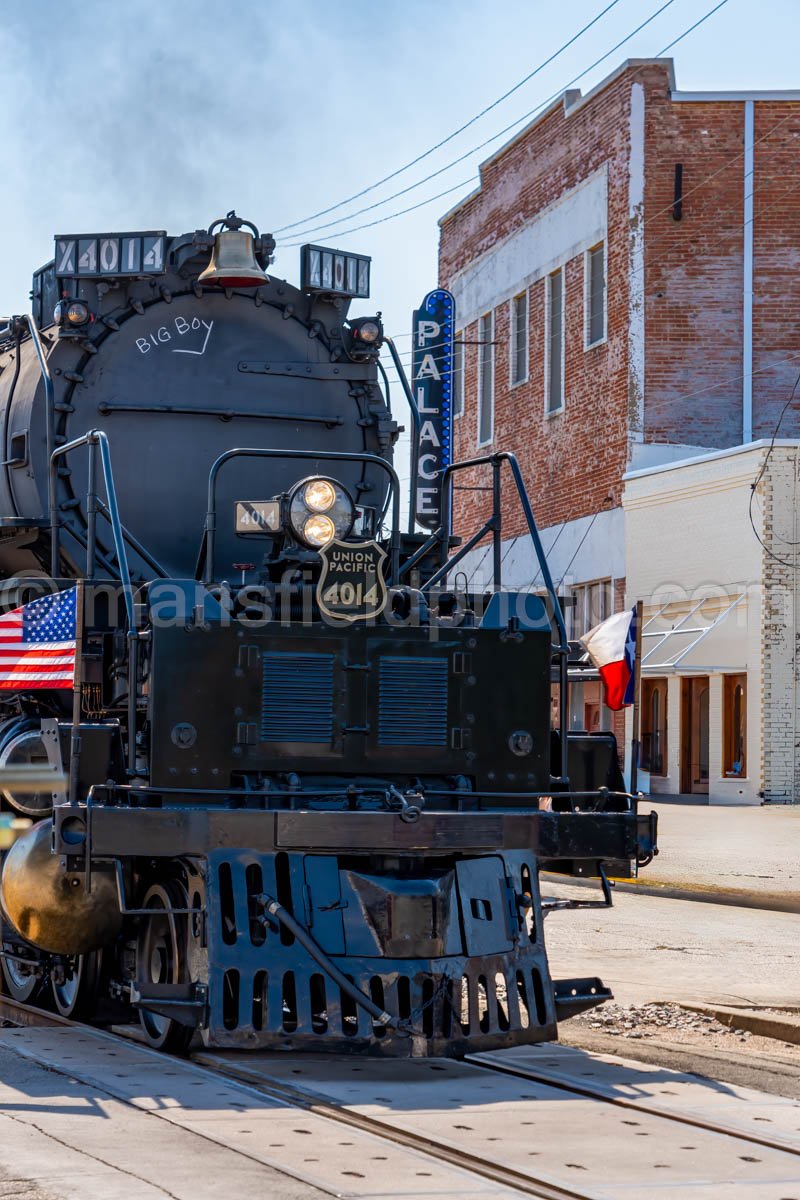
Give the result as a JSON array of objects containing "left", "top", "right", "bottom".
[{"left": 641, "top": 593, "right": 746, "bottom": 673}]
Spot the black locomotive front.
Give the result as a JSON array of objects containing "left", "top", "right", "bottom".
[{"left": 0, "top": 214, "right": 656, "bottom": 1055}]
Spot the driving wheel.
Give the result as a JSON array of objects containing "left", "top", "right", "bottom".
[{"left": 135, "top": 879, "right": 194, "bottom": 1053}]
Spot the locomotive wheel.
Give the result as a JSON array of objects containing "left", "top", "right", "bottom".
[
  {"left": 51, "top": 952, "right": 101, "bottom": 1020},
  {"left": 0, "top": 949, "right": 42, "bottom": 1003},
  {"left": 136, "top": 880, "right": 194, "bottom": 1054}
]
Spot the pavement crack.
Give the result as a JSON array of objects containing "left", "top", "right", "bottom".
[{"left": 0, "top": 1111, "right": 182, "bottom": 1200}]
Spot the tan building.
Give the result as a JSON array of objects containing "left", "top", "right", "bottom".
[{"left": 624, "top": 441, "right": 800, "bottom": 805}]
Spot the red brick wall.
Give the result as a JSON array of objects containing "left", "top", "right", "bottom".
[
  {"left": 644, "top": 97, "right": 746, "bottom": 446},
  {"left": 439, "top": 63, "right": 670, "bottom": 539},
  {"left": 751, "top": 103, "right": 800, "bottom": 439},
  {"left": 440, "top": 62, "right": 800, "bottom": 544},
  {"left": 645, "top": 97, "right": 800, "bottom": 447}
]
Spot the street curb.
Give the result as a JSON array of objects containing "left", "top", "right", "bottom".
[
  {"left": 677, "top": 1002, "right": 800, "bottom": 1046},
  {"left": 541, "top": 872, "right": 800, "bottom": 915}
]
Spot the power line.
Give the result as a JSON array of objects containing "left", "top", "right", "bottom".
[
  {"left": 748, "top": 369, "right": 800, "bottom": 565},
  {"left": 281, "top": 176, "right": 475, "bottom": 248},
  {"left": 272, "top": 0, "right": 625, "bottom": 236},
  {"left": 276, "top": 0, "right": 682, "bottom": 247}
]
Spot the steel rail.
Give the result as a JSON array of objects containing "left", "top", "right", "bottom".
[
  {"left": 0, "top": 994, "right": 72, "bottom": 1027},
  {"left": 189, "top": 1052, "right": 594, "bottom": 1200},
  {"left": 0, "top": 992, "right": 589, "bottom": 1200},
  {"left": 465, "top": 1052, "right": 800, "bottom": 1160},
  {"left": 2, "top": 990, "right": 799, "bottom": 1191}
]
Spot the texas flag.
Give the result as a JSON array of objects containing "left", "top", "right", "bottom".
[{"left": 579, "top": 606, "right": 638, "bottom": 712}]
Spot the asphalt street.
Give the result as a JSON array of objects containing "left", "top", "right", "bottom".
[{"left": 542, "top": 880, "right": 800, "bottom": 1009}]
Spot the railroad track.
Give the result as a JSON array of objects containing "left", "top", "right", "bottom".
[{"left": 1, "top": 994, "right": 799, "bottom": 1199}]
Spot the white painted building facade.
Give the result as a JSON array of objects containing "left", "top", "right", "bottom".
[{"left": 624, "top": 442, "right": 800, "bottom": 805}]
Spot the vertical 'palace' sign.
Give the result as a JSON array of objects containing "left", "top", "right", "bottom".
[{"left": 412, "top": 288, "right": 455, "bottom": 529}]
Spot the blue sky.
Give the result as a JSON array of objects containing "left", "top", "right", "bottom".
[{"left": 0, "top": 0, "right": 793, "bottom": 460}]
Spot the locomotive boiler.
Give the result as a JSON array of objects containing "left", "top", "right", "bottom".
[{"left": 0, "top": 212, "right": 656, "bottom": 1054}]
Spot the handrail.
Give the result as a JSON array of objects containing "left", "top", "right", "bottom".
[
  {"left": 382, "top": 337, "right": 421, "bottom": 533},
  {"left": 49, "top": 431, "right": 135, "bottom": 632},
  {"left": 396, "top": 451, "right": 570, "bottom": 780},
  {"left": 201, "top": 447, "right": 402, "bottom": 584}
]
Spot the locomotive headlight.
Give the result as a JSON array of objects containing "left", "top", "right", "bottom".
[
  {"left": 287, "top": 476, "right": 355, "bottom": 548},
  {"left": 304, "top": 479, "right": 336, "bottom": 512},
  {"left": 303, "top": 514, "right": 336, "bottom": 547}
]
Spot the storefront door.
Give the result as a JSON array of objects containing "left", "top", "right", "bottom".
[{"left": 681, "top": 676, "right": 710, "bottom": 794}]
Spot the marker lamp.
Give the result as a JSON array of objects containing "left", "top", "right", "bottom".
[{"left": 54, "top": 300, "right": 91, "bottom": 327}]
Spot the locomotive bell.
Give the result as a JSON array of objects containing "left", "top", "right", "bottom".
[
  {"left": 0, "top": 819, "right": 122, "bottom": 956},
  {"left": 198, "top": 227, "right": 269, "bottom": 289}
]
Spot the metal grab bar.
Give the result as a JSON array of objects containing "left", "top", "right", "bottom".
[
  {"left": 397, "top": 451, "right": 570, "bottom": 781},
  {"left": 49, "top": 430, "right": 135, "bottom": 632},
  {"left": 382, "top": 337, "right": 421, "bottom": 534},
  {"left": 200, "top": 446, "right": 402, "bottom": 584}
]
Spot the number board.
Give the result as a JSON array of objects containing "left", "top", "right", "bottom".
[
  {"left": 316, "top": 539, "right": 388, "bottom": 622},
  {"left": 54, "top": 231, "right": 167, "bottom": 278},
  {"left": 235, "top": 501, "right": 281, "bottom": 533}
]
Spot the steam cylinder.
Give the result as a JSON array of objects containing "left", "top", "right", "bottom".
[{"left": 0, "top": 820, "right": 122, "bottom": 955}]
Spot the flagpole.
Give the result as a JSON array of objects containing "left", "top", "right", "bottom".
[
  {"left": 629, "top": 598, "right": 644, "bottom": 796},
  {"left": 68, "top": 581, "right": 84, "bottom": 806}
]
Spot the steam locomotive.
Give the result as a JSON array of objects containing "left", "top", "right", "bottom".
[{"left": 0, "top": 212, "right": 656, "bottom": 1054}]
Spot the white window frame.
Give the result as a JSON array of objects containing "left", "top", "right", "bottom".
[
  {"left": 584, "top": 242, "right": 607, "bottom": 350},
  {"left": 453, "top": 329, "right": 465, "bottom": 418},
  {"left": 477, "top": 311, "right": 494, "bottom": 447},
  {"left": 567, "top": 577, "right": 612, "bottom": 640},
  {"left": 508, "top": 291, "right": 529, "bottom": 389},
  {"left": 544, "top": 267, "right": 565, "bottom": 417}
]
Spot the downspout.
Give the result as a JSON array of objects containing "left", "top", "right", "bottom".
[{"left": 742, "top": 99, "right": 754, "bottom": 444}]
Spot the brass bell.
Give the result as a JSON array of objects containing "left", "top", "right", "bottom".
[{"left": 198, "top": 212, "right": 270, "bottom": 289}]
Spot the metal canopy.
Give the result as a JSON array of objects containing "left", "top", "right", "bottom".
[{"left": 641, "top": 593, "right": 746, "bottom": 673}]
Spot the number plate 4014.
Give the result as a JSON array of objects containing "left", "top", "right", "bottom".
[{"left": 316, "top": 539, "right": 388, "bottom": 623}]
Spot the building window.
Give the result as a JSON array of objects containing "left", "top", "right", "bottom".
[
  {"left": 477, "top": 311, "right": 494, "bottom": 445},
  {"left": 453, "top": 330, "right": 464, "bottom": 417},
  {"left": 567, "top": 578, "right": 611, "bottom": 641},
  {"left": 641, "top": 678, "right": 668, "bottom": 776},
  {"left": 546, "top": 268, "right": 564, "bottom": 414},
  {"left": 585, "top": 242, "right": 606, "bottom": 347},
  {"left": 723, "top": 674, "right": 747, "bottom": 776},
  {"left": 510, "top": 292, "right": 528, "bottom": 386}
]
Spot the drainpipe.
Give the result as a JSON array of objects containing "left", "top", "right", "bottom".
[{"left": 742, "top": 99, "right": 754, "bottom": 445}]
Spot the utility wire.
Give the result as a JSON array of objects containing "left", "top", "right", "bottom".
[
  {"left": 281, "top": 177, "right": 475, "bottom": 248},
  {"left": 282, "top": 0, "right": 732, "bottom": 249},
  {"left": 300, "top": 0, "right": 733, "bottom": 338},
  {"left": 277, "top": 0, "right": 680, "bottom": 246},
  {"left": 749, "top": 369, "right": 800, "bottom": 565},
  {"left": 273, "top": 0, "right": 625, "bottom": 235}
]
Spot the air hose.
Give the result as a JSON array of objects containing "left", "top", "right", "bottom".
[{"left": 257, "top": 894, "right": 411, "bottom": 1035}]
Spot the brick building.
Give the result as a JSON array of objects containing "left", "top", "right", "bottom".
[{"left": 437, "top": 58, "right": 800, "bottom": 800}]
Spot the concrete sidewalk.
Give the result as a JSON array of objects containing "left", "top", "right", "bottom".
[{"left": 620, "top": 800, "right": 800, "bottom": 911}]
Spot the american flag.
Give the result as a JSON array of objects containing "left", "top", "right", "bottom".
[{"left": 0, "top": 587, "right": 77, "bottom": 690}]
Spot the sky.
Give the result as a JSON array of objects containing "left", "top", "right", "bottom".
[{"left": 0, "top": 0, "right": 795, "bottom": 478}]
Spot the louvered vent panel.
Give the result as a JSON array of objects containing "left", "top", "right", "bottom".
[
  {"left": 378, "top": 657, "right": 449, "bottom": 747},
  {"left": 261, "top": 653, "right": 334, "bottom": 743}
]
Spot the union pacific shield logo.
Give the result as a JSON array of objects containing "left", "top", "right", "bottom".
[{"left": 317, "top": 539, "right": 388, "bottom": 622}]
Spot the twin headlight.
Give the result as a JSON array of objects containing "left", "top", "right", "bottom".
[{"left": 288, "top": 477, "right": 355, "bottom": 548}]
